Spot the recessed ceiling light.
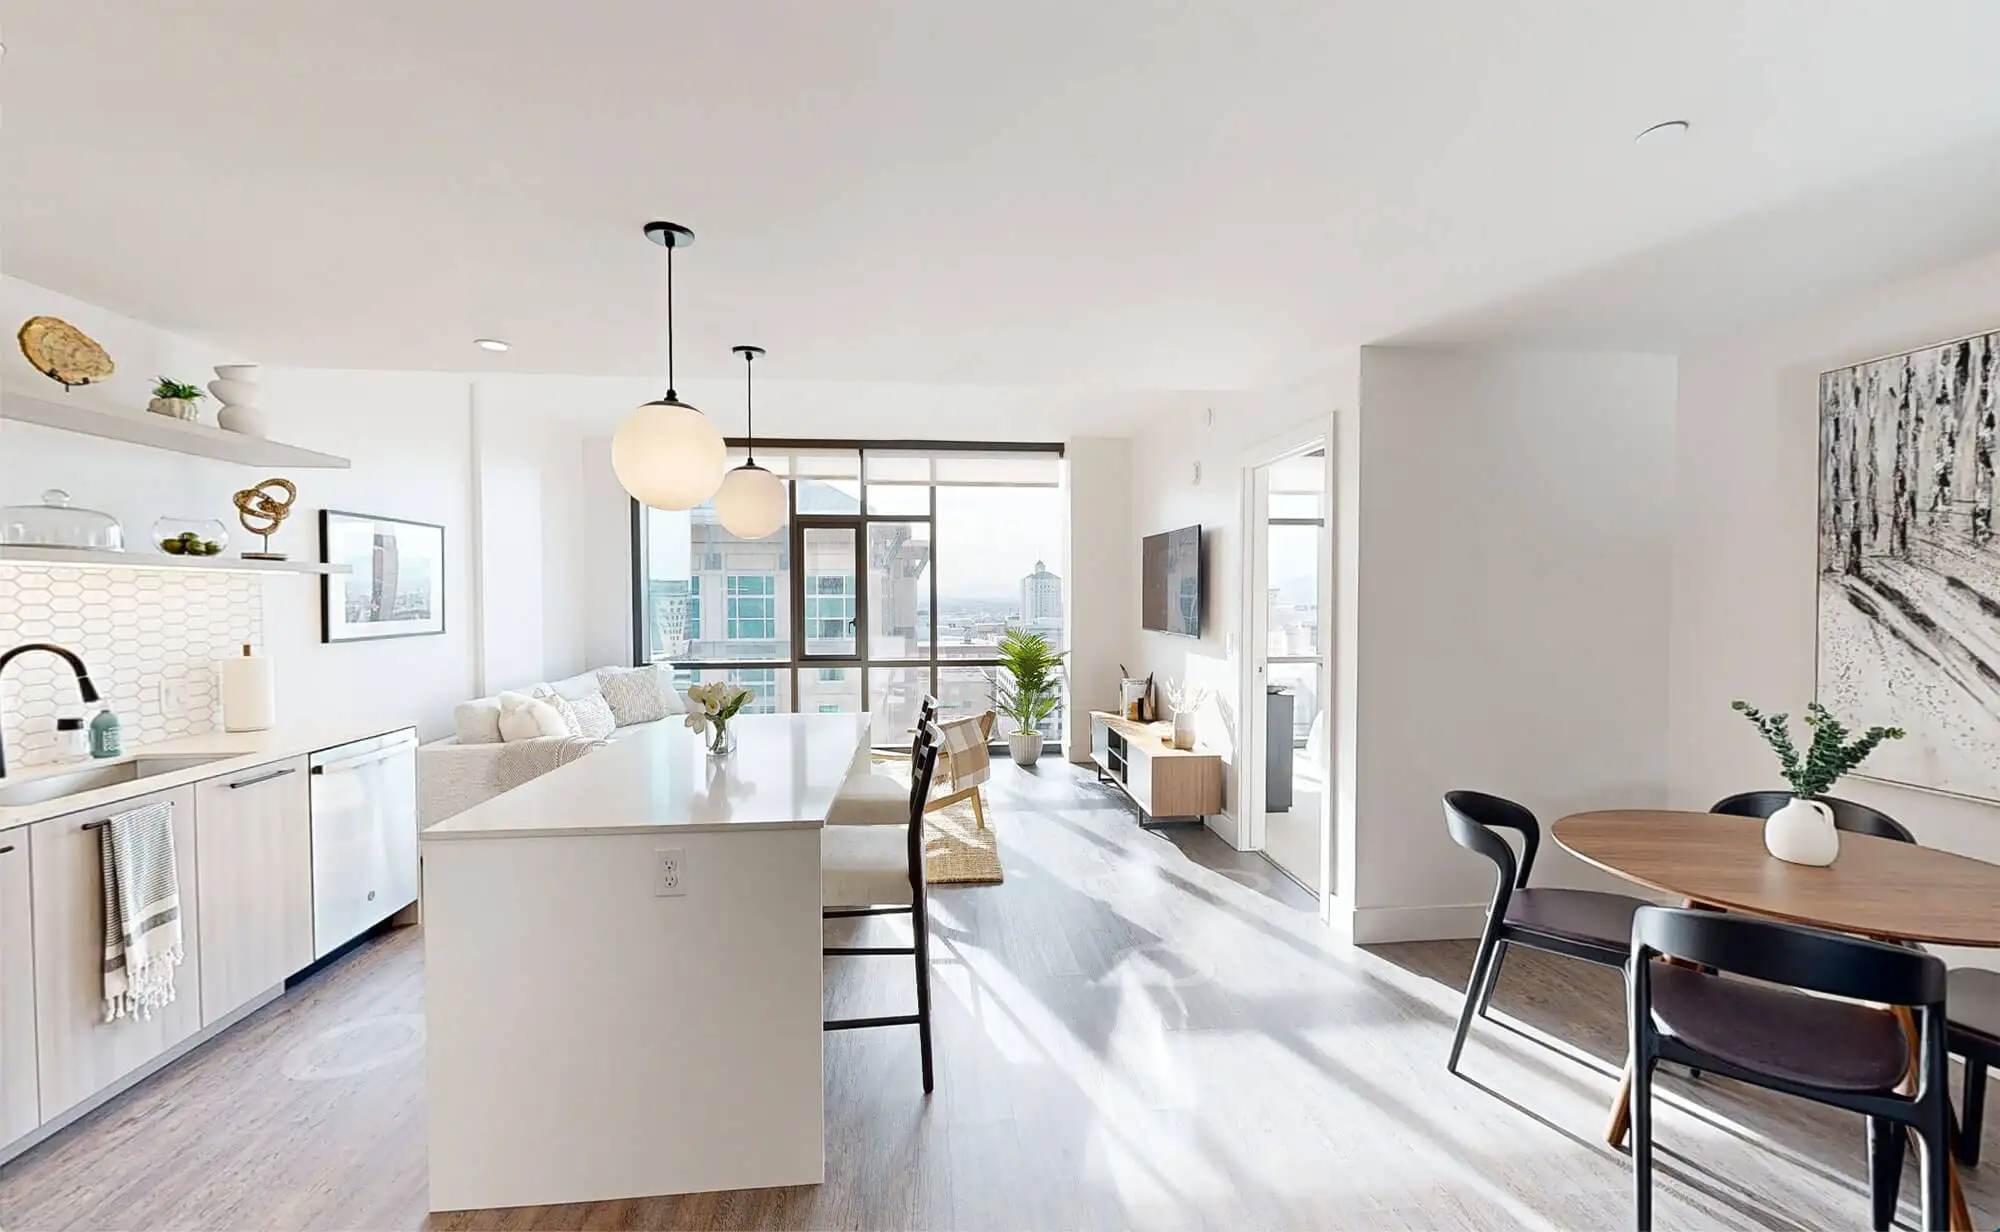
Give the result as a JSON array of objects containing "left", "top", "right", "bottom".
[
  {"left": 473, "top": 338, "right": 511, "bottom": 352},
  {"left": 1635, "top": 120, "right": 1690, "bottom": 146}
]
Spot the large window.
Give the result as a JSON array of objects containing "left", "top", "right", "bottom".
[{"left": 635, "top": 443, "right": 1067, "bottom": 748}]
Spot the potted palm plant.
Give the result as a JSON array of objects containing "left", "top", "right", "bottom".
[{"left": 994, "top": 629, "right": 1065, "bottom": 767}]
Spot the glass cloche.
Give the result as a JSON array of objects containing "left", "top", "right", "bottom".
[{"left": 0, "top": 489, "right": 125, "bottom": 551}]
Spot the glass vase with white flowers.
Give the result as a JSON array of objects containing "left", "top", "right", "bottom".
[{"left": 685, "top": 681, "right": 756, "bottom": 756}]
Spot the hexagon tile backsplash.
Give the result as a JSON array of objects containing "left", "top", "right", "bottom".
[{"left": 0, "top": 565, "right": 264, "bottom": 767}]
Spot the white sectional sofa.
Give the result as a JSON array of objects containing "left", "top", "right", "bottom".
[{"left": 418, "top": 665, "right": 686, "bottom": 826}]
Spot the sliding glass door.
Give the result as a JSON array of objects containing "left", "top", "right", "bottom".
[{"left": 634, "top": 442, "right": 1065, "bottom": 748}]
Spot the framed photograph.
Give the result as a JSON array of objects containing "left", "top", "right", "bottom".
[{"left": 320, "top": 509, "right": 446, "bottom": 643}]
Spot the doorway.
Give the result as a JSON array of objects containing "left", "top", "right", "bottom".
[{"left": 1248, "top": 447, "right": 1329, "bottom": 894}]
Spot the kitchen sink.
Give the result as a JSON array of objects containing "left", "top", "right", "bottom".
[{"left": 0, "top": 756, "right": 233, "bottom": 809}]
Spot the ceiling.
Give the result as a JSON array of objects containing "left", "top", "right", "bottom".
[{"left": 6, "top": 1, "right": 2000, "bottom": 388}]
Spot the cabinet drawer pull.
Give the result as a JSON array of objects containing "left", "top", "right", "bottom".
[
  {"left": 228, "top": 767, "right": 297, "bottom": 790},
  {"left": 0, "top": 844, "right": 14, "bottom": 855},
  {"left": 81, "top": 820, "right": 109, "bottom": 831}
]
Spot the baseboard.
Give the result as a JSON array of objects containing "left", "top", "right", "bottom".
[
  {"left": 1345, "top": 902, "right": 1488, "bottom": 945},
  {"left": 1203, "top": 810, "right": 1243, "bottom": 850}
]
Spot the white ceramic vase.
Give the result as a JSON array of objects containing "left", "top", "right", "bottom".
[
  {"left": 1172, "top": 709, "right": 1197, "bottom": 750},
  {"left": 1007, "top": 730, "right": 1042, "bottom": 767},
  {"left": 209, "top": 364, "right": 268, "bottom": 438},
  {"left": 1764, "top": 796, "right": 1840, "bottom": 866}
]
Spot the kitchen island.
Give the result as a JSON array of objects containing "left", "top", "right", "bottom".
[{"left": 420, "top": 711, "right": 870, "bottom": 1213}]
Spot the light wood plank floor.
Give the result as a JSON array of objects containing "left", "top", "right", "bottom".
[{"left": 1, "top": 760, "right": 1991, "bottom": 1229}]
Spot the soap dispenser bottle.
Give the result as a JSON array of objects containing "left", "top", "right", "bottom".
[{"left": 88, "top": 706, "right": 123, "bottom": 758}]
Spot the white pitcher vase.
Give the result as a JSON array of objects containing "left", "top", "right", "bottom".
[{"left": 1764, "top": 796, "right": 1840, "bottom": 866}]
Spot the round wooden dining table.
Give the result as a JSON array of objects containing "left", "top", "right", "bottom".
[{"left": 1554, "top": 809, "right": 2000, "bottom": 1232}]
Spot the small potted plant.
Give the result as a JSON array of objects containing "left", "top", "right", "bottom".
[
  {"left": 1731, "top": 700, "right": 1904, "bottom": 865},
  {"left": 684, "top": 681, "right": 755, "bottom": 757},
  {"left": 147, "top": 377, "right": 207, "bottom": 421},
  {"left": 994, "top": 628, "right": 1065, "bottom": 767}
]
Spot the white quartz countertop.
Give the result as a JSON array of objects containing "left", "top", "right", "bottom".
[
  {"left": 422, "top": 712, "right": 871, "bottom": 841},
  {"left": 0, "top": 718, "right": 418, "bottom": 831}
]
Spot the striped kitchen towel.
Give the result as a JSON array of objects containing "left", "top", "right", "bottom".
[{"left": 99, "top": 801, "right": 184, "bottom": 1023}]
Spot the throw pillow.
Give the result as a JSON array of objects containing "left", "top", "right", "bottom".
[
  {"left": 545, "top": 670, "right": 605, "bottom": 702},
  {"left": 453, "top": 696, "right": 505, "bottom": 745},
  {"left": 596, "top": 665, "right": 679, "bottom": 726},
  {"left": 496, "top": 691, "right": 570, "bottom": 742},
  {"left": 530, "top": 687, "right": 583, "bottom": 738},
  {"left": 565, "top": 690, "right": 618, "bottom": 741}
]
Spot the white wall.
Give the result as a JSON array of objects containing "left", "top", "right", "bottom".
[
  {"left": 1063, "top": 438, "right": 1134, "bottom": 760},
  {"left": 1349, "top": 347, "right": 1677, "bottom": 941},
  {"left": 1669, "top": 249, "right": 2000, "bottom": 968}
]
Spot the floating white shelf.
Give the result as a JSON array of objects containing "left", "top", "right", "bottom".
[
  {"left": 0, "top": 545, "right": 349, "bottom": 576},
  {"left": 1, "top": 388, "right": 351, "bottom": 469}
]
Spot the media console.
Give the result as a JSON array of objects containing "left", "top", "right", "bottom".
[{"left": 1087, "top": 711, "right": 1223, "bottom": 828}]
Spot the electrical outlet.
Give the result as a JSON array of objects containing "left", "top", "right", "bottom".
[
  {"left": 654, "top": 847, "right": 687, "bottom": 897},
  {"left": 157, "top": 678, "right": 192, "bottom": 717}
]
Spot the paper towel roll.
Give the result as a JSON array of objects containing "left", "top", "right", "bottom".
[{"left": 220, "top": 644, "right": 275, "bottom": 732}]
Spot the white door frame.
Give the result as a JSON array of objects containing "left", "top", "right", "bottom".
[{"left": 1237, "top": 420, "right": 1334, "bottom": 914}]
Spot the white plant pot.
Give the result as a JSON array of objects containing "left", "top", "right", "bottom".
[
  {"left": 147, "top": 396, "right": 200, "bottom": 421},
  {"left": 1172, "top": 710, "right": 1197, "bottom": 750},
  {"left": 1764, "top": 796, "right": 1840, "bottom": 866},
  {"left": 1007, "top": 730, "right": 1042, "bottom": 767}
]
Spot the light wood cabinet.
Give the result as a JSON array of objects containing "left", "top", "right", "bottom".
[
  {"left": 0, "top": 835, "right": 38, "bottom": 1142},
  {"left": 195, "top": 757, "right": 312, "bottom": 1025},
  {"left": 30, "top": 784, "right": 203, "bottom": 1121},
  {"left": 1087, "top": 712, "right": 1223, "bottom": 825}
]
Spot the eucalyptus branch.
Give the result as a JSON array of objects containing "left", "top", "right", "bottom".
[{"left": 1731, "top": 699, "right": 1904, "bottom": 798}]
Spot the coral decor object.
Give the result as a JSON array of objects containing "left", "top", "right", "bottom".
[{"left": 18, "top": 316, "right": 114, "bottom": 389}]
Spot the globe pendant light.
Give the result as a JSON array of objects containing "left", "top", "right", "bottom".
[
  {"left": 713, "top": 344, "right": 788, "bottom": 539},
  {"left": 611, "top": 221, "right": 727, "bottom": 510}
]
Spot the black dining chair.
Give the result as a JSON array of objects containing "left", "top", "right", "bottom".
[
  {"left": 1719, "top": 793, "right": 1995, "bottom": 1211},
  {"left": 1629, "top": 905, "right": 1952, "bottom": 1232},
  {"left": 1709, "top": 791, "right": 1916, "bottom": 844},
  {"left": 1946, "top": 968, "right": 2000, "bottom": 1166},
  {"left": 821, "top": 720, "right": 944, "bottom": 1091},
  {"left": 1441, "top": 791, "right": 1649, "bottom": 1074}
]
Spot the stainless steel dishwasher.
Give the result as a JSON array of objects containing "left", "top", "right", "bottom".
[{"left": 308, "top": 728, "right": 419, "bottom": 958}]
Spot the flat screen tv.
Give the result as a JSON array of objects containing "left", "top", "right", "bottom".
[{"left": 1141, "top": 525, "right": 1202, "bottom": 637}]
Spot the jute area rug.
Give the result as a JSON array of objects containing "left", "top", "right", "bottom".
[{"left": 871, "top": 756, "right": 1004, "bottom": 886}]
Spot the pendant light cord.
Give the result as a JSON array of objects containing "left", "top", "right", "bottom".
[
  {"left": 743, "top": 347, "right": 757, "bottom": 464},
  {"left": 664, "top": 243, "right": 678, "bottom": 399}
]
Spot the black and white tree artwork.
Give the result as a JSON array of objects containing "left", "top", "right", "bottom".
[{"left": 1818, "top": 330, "right": 2000, "bottom": 802}]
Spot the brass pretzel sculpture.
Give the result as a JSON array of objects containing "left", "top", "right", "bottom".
[{"left": 233, "top": 477, "right": 297, "bottom": 559}]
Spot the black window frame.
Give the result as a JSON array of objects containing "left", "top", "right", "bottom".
[{"left": 631, "top": 438, "right": 1067, "bottom": 746}]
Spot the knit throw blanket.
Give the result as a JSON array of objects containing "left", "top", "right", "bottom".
[
  {"left": 492, "top": 734, "right": 604, "bottom": 795},
  {"left": 100, "top": 801, "right": 184, "bottom": 1023}
]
